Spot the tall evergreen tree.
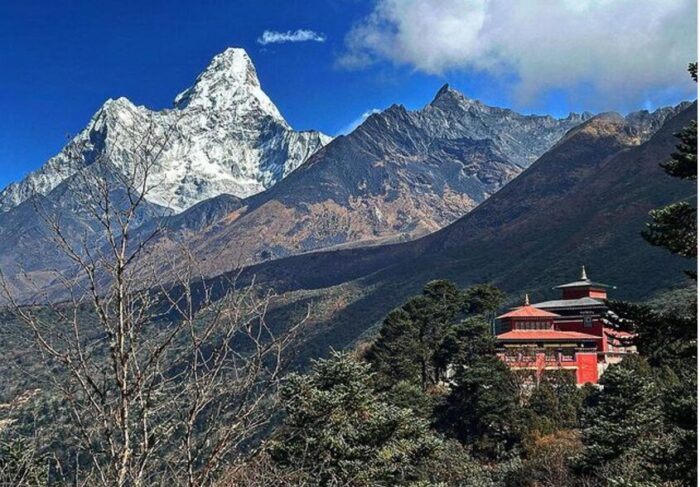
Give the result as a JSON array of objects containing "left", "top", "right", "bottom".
[
  {"left": 435, "top": 355, "right": 521, "bottom": 460},
  {"left": 650, "top": 369, "right": 698, "bottom": 486},
  {"left": 433, "top": 316, "right": 495, "bottom": 373},
  {"left": 433, "top": 313, "right": 521, "bottom": 460},
  {"left": 523, "top": 370, "right": 582, "bottom": 437},
  {"left": 600, "top": 62, "right": 698, "bottom": 484},
  {"left": 608, "top": 299, "right": 696, "bottom": 369},
  {"left": 367, "top": 281, "right": 503, "bottom": 392},
  {"left": 642, "top": 62, "right": 697, "bottom": 266},
  {"left": 365, "top": 308, "right": 422, "bottom": 389},
  {"left": 578, "top": 356, "right": 663, "bottom": 481}
]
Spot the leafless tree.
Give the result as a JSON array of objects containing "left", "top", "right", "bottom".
[{"left": 0, "top": 123, "right": 306, "bottom": 486}]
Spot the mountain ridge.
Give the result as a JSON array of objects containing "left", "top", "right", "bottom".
[
  {"left": 205, "top": 101, "right": 696, "bottom": 352},
  {"left": 0, "top": 48, "right": 332, "bottom": 214},
  {"left": 139, "top": 84, "right": 598, "bottom": 280}
]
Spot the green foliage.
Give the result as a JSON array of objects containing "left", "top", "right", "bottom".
[
  {"left": 642, "top": 201, "right": 697, "bottom": 259},
  {"left": 462, "top": 284, "right": 506, "bottom": 316},
  {"left": 661, "top": 121, "right": 697, "bottom": 181},
  {"left": 510, "top": 430, "right": 585, "bottom": 487},
  {"left": 365, "top": 308, "right": 423, "bottom": 389},
  {"left": 642, "top": 62, "right": 697, "bottom": 269},
  {"left": 607, "top": 299, "right": 696, "bottom": 369},
  {"left": 578, "top": 356, "right": 663, "bottom": 481},
  {"left": 368, "top": 282, "right": 518, "bottom": 461},
  {"left": 522, "top": 370, "right": 583, "bottom": 437},
  {"left": 270, "top": 352, "right": 446, "bottom": 486},
  {"left": 436, "top": 356, "right": 521, "bottom": 460},
  {"left": 367, "top": 281, "right": 504, "bottom": 393},
  {"left": 377, "top": 380, "right": 438, "bottom": 420},
  {"left": 434, "top": 317, "right": 495, "bottom": 372},
  {"left": 640, "top": 367, "right": 698, "bottom": 486},
  {"left": 600, "top": 66, "right": 698, "bottom": 485},
  {"left": 0, "top": 439, "right": 49, "bottom": 487}
]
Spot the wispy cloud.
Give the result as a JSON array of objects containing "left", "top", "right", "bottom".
[
  {"left": 257, "top": 29, "right": 326, "bottom": 45},
  {"left": 338, "top": 0, "right": 697, "bottom": 109},
  {"left": 338, "top": 108, "right": 382, "bottom": 135}
]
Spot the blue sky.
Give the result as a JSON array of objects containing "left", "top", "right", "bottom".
[{"left": 0, "top": 0, "right": 697, "bottom": 189}]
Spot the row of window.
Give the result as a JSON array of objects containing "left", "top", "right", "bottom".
[
  {"left": 512, "top": 320, "right": 553, "bottom": 330},
  {"left": 502, "top": 349, "right": 576, "bottom": 363}
]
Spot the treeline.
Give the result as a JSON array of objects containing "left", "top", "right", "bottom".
[{"left": 232, "top": 275, "right": 694, "bottom": 486}]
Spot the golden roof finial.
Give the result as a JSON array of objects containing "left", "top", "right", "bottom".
[
  {"left": 524, "top": 293, "right": 530, "bottom": 306},
  {"left": 581, "top": 265, "right": 588, "bottom": 280}
]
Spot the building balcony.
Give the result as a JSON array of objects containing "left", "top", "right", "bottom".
[{"left": 497, "top": 348, "right": 598, "bottom": 368}]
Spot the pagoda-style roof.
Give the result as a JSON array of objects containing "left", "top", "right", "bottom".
[
  {"left": 534, "top": 297, "right": 606, "bottom": 309},
  {"left": 554, "top": 280, "right": 614, "bottom": 290},
  {"left": 496, "top": 305, "right": 560, "bottom": 320},
  {"left": 496, "top": 330, "right": 601, "bottom": 341},
  {"left": 553, "top": 266, "right": 615, "bottom": 290}
]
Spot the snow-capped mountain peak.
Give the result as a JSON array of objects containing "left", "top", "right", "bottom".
[
  {"left": 173, "top": 48, "right": 284, "bottom": 122},
  {"left": 0, "top": 48, "right": 330, "bottom": 213}
]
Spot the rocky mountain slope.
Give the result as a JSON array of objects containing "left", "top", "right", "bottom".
[
  {"left": 0, "top": 48, "right": 331, "bottom": 214},
  {"left": 142, "top": 86, "right": 591, "bottom": 277},
  {"left": 209, "top": 101, "right": 695, "bottom": 360},
  {"left": 0, "top": 162, "right": 171, "bottom": 300}
]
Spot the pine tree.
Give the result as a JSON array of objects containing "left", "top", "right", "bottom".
[
  {"left": 608, "top": 299, "right": 696, "bottom": 369},
  {"left": 643, "top": 201, "right": 697, "bottom": 259},
  {"left": 435, "top": 355, "right": 521, "bottom": 460},
  {"left": 433, "top": 311, "right": 519, "bottom": 460},
  {"left": 661, "top": 369, "right": 697, "bottom": 485},
  {"left": 598, "top": 62, "right": 698, "bottom": 484},
  {"left": 367, "top": 281, "right": 504, "bottom": 392},
  {"left": 462, "top": 283, "right": 506, "bottom": 315},
  {"left": 523, "top": 370, "right": 582, "bottom": 436},
  {"left": 578, "top": 356, "right": 662, "bottom": 480},
  {"left": 270, "top": 353, "right": 446, "bottom": 486},
  {"left": 365, "top": 308, "right": 422, "bottom": 389},
  {"left": 661, "top": 120, "right": 697, "bottom": 181},
  {"left": 433, "top": 316, "right": 495, "bottom": 372},
  {"left": 642, "top": 62, "right": 697, "bottom": 265}
]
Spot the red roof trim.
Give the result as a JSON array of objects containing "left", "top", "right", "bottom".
[
  {"left": 496, "top": 330, "right": 601, "bottom": 341},
  {"left": 496, "top": 305, "right": 561, "bottom": 320}
]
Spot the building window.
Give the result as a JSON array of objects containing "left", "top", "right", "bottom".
[{"left": 561, "top": 349, "right": 575, "bottom": 362}]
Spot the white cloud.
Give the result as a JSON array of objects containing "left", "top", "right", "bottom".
[
  {"left": 257, "top": 29, "right": 326, "bottom": 45},
  {"left": 339, "top": 0, "right": 697, "bottom": 108},
  {"left": 338, "top": 108, "right": 382, "bottom": 135}
]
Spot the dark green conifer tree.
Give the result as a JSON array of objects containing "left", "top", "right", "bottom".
[
  {"left": 365, "top": 308, "right": 422, "bottom": 389},
  {"left": 642, "top": 62, "right": 697, "bottom": 266},
  {"left": 523, "top": 370, "right": 582, "bottom": 437},
  {"left": 578, "top": 355, "right": 663, "bottom": 481},
  {"left": 435, "top": 355, "right": 521, "bottom": 460},
  {"left": 270, "top": 353, "right": 456, "bottom": 486},
  {"left": 367, "top": 281, "right": 503, "bottom": 392},
  {"left": 599, "top": 62, "right": 697, "bottom": 484}
]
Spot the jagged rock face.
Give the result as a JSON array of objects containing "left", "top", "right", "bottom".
[
  {"left": 275, "top": 86, "right": 593, "bottom": 211},
  {"left": 420, "top": 85, "right": 593, "bottom": 167},
  {"left": 0, "top": 48, "right": 332, "bottom": 213},
  {"left": 155, "top": 86, "right": 594, "bottom": 277}
]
